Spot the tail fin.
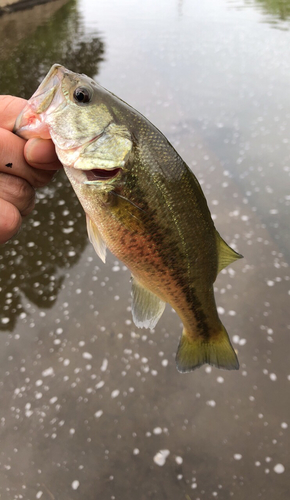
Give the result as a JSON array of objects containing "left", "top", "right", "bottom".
[{"left": 176, "top": 324, "right": 239, "bottom": 373}]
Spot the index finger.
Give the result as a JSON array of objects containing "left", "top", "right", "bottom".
[{"left": 0, "top": 95, "right": 27, "bottom": 132}]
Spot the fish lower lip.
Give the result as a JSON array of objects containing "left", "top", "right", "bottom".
[{"left": 85, "top": 168, "right": 121, "bottom": 182}]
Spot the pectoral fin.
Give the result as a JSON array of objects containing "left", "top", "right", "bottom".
[
  {"left": 215, "top": 230, "right": 243, "bottom": 274},
  {"left": 86, "top": 215, "right": 107, "bottom": 263},
  {"left": 131, "top": 277, "right": 166, "bottom": 329}
]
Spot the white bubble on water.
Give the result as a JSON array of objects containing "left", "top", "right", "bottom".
[
  {"left": 71, "top": 480, "right": 80, "bottom": 490},
  {"left": 234, "top": 453, "right": 242, "bottom": 460},
  {"left": 273, "top": 464, "right": 285, "bottom": 474},
  {"left": 100, "top": 359, "right": 108, "bottom": 372},
  {"left": 111, "top": 390, "right": 120, "bottom": 399},
  {"left": 153, "top": 449, "right": 170, "bottom": 466},
  {"left": 96, "top": 381, "right": 105, "bottom": 389},
  {"left": 82, "top": 352, "right": 93, "bottom": 360},
  {"left": 153, "top": 427, "right": 162, "bottom": 435},
  {"left": 41, "top": 367, "right": 54, "bottom": 377},
  {"left": 25, "top": 401, "right": 33, "bottom": 418}
]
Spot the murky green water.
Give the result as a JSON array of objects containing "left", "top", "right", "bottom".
[{"left": 0, "top": 0, "right": 289, "bottom": 499}]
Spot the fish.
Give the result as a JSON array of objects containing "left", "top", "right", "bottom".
[{"left": 15, "top": 64, "right": 243, "bottom": 372}]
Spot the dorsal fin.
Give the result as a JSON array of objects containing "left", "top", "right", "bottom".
[
  {"left": 131, "top": 276, "right": 166, "bottom": 329},
  {"left": 86, "top": 215, "right": 107, "bottom": 263},
  {"left": 215, "top": 230, "right": 243, "bottom": 274}
]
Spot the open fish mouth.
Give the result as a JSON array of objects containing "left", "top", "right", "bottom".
[
  {"left": 84, "top": 167, "right": 121, "bottom": 183},
  {"left": 66, "top": 166, "right": 122, "bottom": 185}
]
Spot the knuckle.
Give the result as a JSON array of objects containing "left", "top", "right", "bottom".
[
  {"left": 13, "top": 175, "right": 34, "bottom": 199},
  {"left": 6, "top": 205, "right": 22, "bottom": 234},
  {"left": 0, "top": 173, "right": 35, "bottom": 215},
  {"left": 32, "top": 170, "right": 55, "bottom": 188},
  {"left": 16, "top": 179, "right": 35, "bottom": 215},
  {"left": 0, "top": 200, "right": 22, "bottom": 244},
  {"left": 0, "top": 95, "right": 12, "bottom": 113}
]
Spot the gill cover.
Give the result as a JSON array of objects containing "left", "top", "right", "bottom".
[{"left": 75, "top": 123, "right": 132, "bottom": 171}]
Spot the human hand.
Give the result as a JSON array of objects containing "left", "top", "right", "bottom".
[{"left": 0, "top": 95, "right": 62, "bottom": 244}]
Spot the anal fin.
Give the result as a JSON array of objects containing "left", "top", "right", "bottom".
[
  {"left": 86, "top": 215, "right": 107, "bottom": 263},
  {"left": 131, "top": 276, "right": 166, "bottom": 329}
]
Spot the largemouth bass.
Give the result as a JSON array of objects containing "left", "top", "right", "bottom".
[{"left": 15, "top": 64, "right": 242, "bottom": 372}]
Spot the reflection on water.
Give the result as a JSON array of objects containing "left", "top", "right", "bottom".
[
  {"left": 0, "top": 0, "right": 105, "bottom": 330},
  {"left": 239, "top": 0, "right": 290, "bottom": 27},
  {"left": 0, "top": 172, "right": 88, "bottom": 331},
  {"left": 254, "top": 0, "right": 290, "bottom": 21},
  {"left": 0, "top": 0, "right": 104, "bottom": 98}
]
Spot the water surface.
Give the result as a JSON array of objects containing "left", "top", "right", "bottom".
[{"left": 0, "top": 0, "right": 289, "bottom": 499}]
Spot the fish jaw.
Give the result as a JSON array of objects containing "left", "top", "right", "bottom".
[{"left": 14, "top": 64, "right": 66, "bottom": 140}]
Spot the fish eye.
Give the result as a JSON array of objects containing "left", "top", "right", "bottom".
[{"left": 73, "top": 87, "right": 92, "bottom": 105}]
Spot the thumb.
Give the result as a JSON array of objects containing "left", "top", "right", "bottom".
[{"left": 24, "top": 138, "right": 62, "bottom": 170}]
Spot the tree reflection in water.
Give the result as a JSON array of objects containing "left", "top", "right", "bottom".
[
  {"left": 0, "top": 0, "right": 105, "bottom": 330},
  {"left": 256, "top": 0, "right": 290, "bottom": 21}
]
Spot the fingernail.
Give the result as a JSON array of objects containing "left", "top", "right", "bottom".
[{"left": 25, "top": 138, "right": 41, "bottom": 162}]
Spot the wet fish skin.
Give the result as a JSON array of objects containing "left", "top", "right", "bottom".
[{"left": 15, "top": 64, "right": 242, "bottom": 372}]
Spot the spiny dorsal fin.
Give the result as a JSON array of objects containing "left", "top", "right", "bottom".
[
  {"left": 215, "top": 230, "right": 243, "bottom": 274},
  {"left": 86, "top": 215, "right": 107, "bottom": 263},
  {"left": 131, "top": 276, "right": 166, "bottom": 329}
]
